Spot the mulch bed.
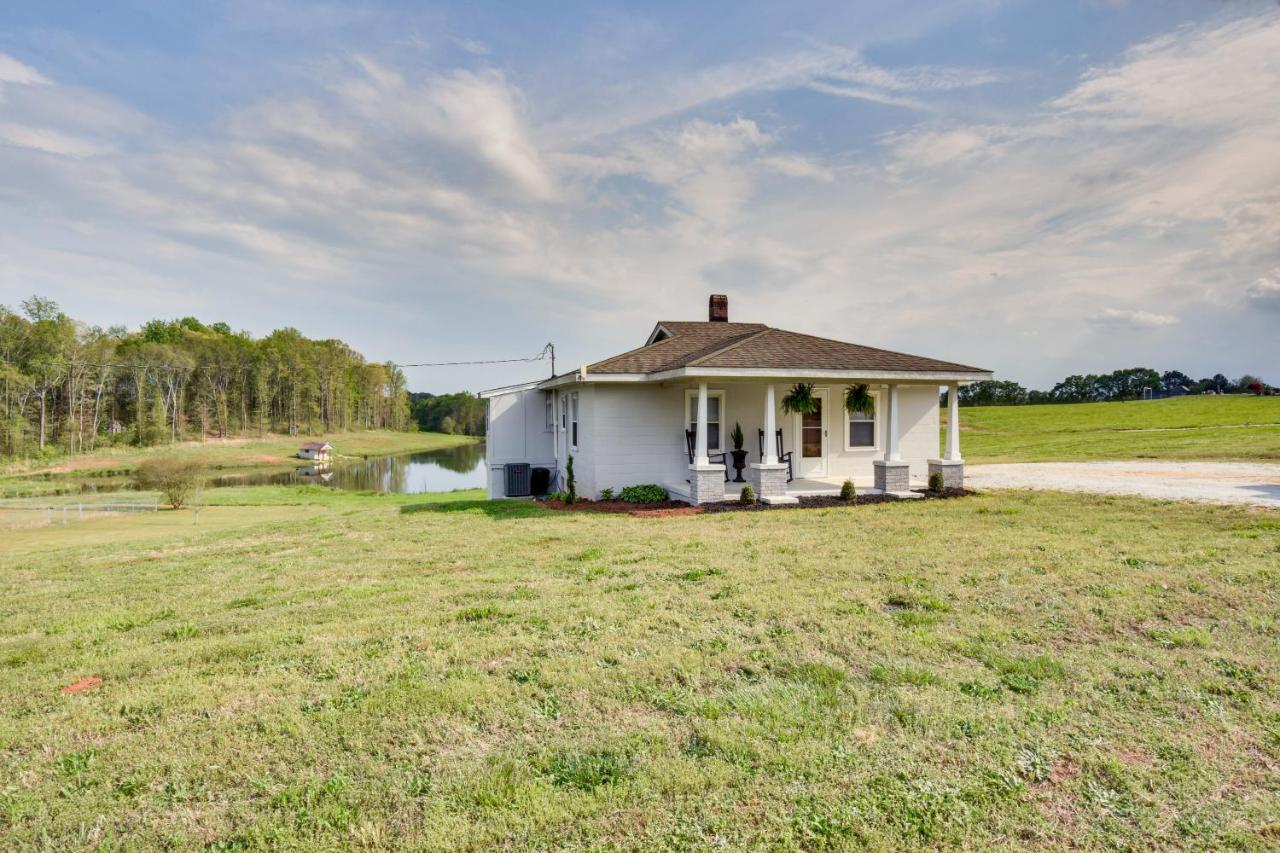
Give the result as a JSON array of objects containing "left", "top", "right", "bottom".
[
  {"left": 538, "top": 498, "right": 701, "bottom": 518},
  {"left": 539, "top": 488, "right": 973, "bottom": 517}
]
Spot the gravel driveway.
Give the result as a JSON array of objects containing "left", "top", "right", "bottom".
[{"left": 966, "top": 461, "right": 1280, "bottom": 508}]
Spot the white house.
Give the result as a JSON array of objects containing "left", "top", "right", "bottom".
[
  {"left": 481, "top": 296, "right": 991, "bottom": 505},
  {"left": 298, "top": 442, "right": 333, "bottom": 461}
]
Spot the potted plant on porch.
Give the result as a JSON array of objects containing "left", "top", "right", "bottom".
[
  {"left": 780, "top": 383, "right": 819, "bottom": 415},
  {"left": 729, "top": 422, "right": 749, "bottom": 483},
  {"left": 844, "top": 383, "right": 875, "bottom": 417}
]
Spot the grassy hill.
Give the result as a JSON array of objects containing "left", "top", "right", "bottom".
[
  {"left": 2, "top": 487, "right": 1277, "bottom": 848},
  {"left": 960, "top": 395, "right": 1280, "bottom": 463}
]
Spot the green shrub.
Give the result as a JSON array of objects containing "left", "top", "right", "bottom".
[
  {"left": 565, "top": 455, "right": 576, "bottom": 505},
  {"left": 134, "top": 456, "right": 206, "bottom": 509},
  {"left": 739, "top": 485, "right": 756, "bottom": 504},
  {"left": 928, "top": 472, "right": 945, "bottom": 492},
  {"left": 598, "top": 487, "right": 614, "bottom": 501},
  {"left": 839, "top": 479, "right": 856, "bottom": 500},
  {"left": 620, "top": 484, "right": 668, "bottom": 504}
]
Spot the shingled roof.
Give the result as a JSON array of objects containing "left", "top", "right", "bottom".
[{"left": 582, "top": 321, "right": 988, "bottom": 376}]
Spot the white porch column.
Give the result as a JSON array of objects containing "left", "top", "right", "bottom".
[
  {"left": 763, "top": 383, "right": 777, "bottom": 464},
  {"left": 886, "top": 383, "right": 901, "bottom": 461},
  {"left": 945, "top": 382, "right": 962, "bottom": 461},
  {"left": 695, "top": 381, "right": 709, "bottom": 466}
]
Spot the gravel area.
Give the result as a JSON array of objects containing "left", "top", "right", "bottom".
[{"left": 966, "top": 461, "right": 1280, "bottom": 508}]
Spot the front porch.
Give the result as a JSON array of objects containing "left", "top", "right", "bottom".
[{"left": 677, "top": 378, "right": 966, "bottom": 505}]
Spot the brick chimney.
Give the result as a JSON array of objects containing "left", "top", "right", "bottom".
[{"left": 708, "top": 294, "right": 729, "bottom": 322}]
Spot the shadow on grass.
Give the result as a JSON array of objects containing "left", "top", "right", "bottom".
[{"left": 399, "top": 499, "right": 553, "bottom": 519}]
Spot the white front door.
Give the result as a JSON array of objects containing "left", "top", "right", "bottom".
[{"left": 794, "top": 388, "right": 827, "bottom": 478}]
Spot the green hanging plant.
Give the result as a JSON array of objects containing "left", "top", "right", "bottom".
[
  {"left": 780, "top": 383, "right": 819, "bottom": 415},
  {"left": 844, "top": 383, "right": 875, "bottom": 417}
]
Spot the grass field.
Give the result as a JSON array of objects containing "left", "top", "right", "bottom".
[
  {"left": 960, "top": 395, "right": 1280, "bottom": 463},
  {"left": 0, "top": 430, "right": 475, "bottom": 497},
  {"left": 2, "top": 486, "right": 1278, "bottom": 849}
]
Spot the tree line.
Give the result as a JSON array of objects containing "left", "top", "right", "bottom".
[
  {"left": 957, "top": 369, "right": 1272, "bottom": 407},
  {"left": 410, "top": 392, "right": 485, "bottom": 436},
  {"left": 0, "top": 296, "right": 412, "bottom": 459}
]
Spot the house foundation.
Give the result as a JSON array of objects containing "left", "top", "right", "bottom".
[
  {"left": 747, "top": 462, "right": 790, "bottom": 502},
  {"left": 873, "top": 460, "right": 911, "bottom": 493},
  {"left": 688, "top": 464, "right": 727, "bottom": 505},
  {"left": 927, "top": 459, "right": 965, "bottom": 489}
]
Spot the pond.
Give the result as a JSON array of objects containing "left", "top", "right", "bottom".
[{"left": 209, "top": 442, "right": 487, "bottom": 494}]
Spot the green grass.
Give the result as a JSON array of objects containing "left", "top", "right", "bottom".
[
  {"left": 960, "top": 395, "right": 1280, "bottom": 462},
  {"left": 0, "top": 430, "right": 475, "bottom": 497},
  {"left": 2, "top": 487, "right": 1279, "bottom": 848}
]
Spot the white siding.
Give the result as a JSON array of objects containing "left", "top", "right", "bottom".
[
  {"left": 484, "top": 386, "right": 554, "bottom": 498},
  {"left": 589, "top": 384, "right": 688, "bottom": 497}
]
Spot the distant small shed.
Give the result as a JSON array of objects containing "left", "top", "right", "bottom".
[{"left": 298, "top": 442, "right": 333, "bottom": 461}]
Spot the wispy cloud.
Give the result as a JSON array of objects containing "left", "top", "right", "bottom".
[
  {"left": 0, "top": 52, "right": 47, "bottom": 85},
  {"left": 1247, "top": 269, "right": 1280, "bottom": 311},
  {"left": 1085, "top": 308, "right": 1180, "bottom": 328}
]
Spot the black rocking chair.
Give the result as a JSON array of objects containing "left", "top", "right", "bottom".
[
  {"left": 685, "top": 429, "right": 730, "bottom": 481},
  {"left": 757, "top": 428, "right": 795, "bottom": 482}
]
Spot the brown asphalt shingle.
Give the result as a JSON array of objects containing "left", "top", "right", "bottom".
[{"left": 584, "top": 321, "right": 987, "bottom": 375}]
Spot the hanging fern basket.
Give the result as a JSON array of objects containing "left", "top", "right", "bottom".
[
  {"left": 844, "top": 383, "right": 875, "bottom": 417},
  {"left": 780, "top": 383, "right": 819, "bottom": 415}
]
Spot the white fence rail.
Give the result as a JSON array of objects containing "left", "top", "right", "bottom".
[{"left": 0, "top": 497, "right": 160, "bottom": 529}]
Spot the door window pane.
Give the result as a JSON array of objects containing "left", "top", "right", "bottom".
[{"left": 801, "top": 399, "right": 822, "bottom": 457}]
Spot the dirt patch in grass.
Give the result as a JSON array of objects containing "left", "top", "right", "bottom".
[{"left": 60, "top": 676, "right": 103, "bottom": 694}]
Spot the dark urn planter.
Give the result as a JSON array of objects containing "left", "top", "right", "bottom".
[{"left": 730, "top": 449, "right": 749, "bottom": 482}]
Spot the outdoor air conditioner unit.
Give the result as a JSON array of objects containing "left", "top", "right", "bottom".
[{"left": 504, "top": 463, "right": 531, "bottom": 497}]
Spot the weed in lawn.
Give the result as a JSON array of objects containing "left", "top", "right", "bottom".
[
  {"left": 1148, "top": 626, "right": 1212, "bottom": 648},
  {"left": 869, "top": 664, "right": 941, "bottom": 687},
  {"left": 543, "top": 750, "right": 629, "bottom": 790}
]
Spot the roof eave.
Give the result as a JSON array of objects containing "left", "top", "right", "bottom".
[
  {"left": 648, "top": 366, "right": 994, "bottom": 383},
  {"left": 538, "top": 367, "right": 992, "bottom": 387}
]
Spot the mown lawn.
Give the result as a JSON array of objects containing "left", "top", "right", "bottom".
[
  {"left": 2, "top": 488, "right": 1279, "bottom": 849},
  {"left": 961, "top": 395, "right": 1280, "bottom": 463}
]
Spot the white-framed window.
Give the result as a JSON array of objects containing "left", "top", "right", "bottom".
[
  {"left": 845, "top": 389, "right": 880, "bottom": 450},
  {"left": 545, "top": 394, "right": 554, "bottom": 431},
  {"left": 560, "top": 392, "right": 569, "bottom": 431},
  {"left": 684, "top": 390, "right": 726, "bottom": 452},
  {"left": 570, "top": 392, "right": 579, "bottom": 449}
]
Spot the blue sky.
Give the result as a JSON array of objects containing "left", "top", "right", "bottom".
[{"left": 1, "top": 0, "right": 1278, "bottom": 391}]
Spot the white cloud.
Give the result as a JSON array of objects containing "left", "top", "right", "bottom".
[
  {"left": 0, "top": 52, "right": 48, "bottom": 86},
  {"left": 762, "top": 154, "right": 834, "bottom": 182},
  {"left": 1085, "top": 308, "right": 1180, "bottom": 328},
  {"left": 0, "top": 123, "right": 105, "bottom": 157},
  {"left": 1247, "top": 270, "right": 1280, "bottom": 311}
]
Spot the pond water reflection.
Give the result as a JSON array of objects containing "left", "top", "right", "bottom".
[{"left": 211, "top": 442, "right": 486, "bottom": 494}]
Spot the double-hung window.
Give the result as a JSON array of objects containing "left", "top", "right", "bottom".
[
  {"left": 570, "top": 393, "right": 579, "bottom": 449},
  {"left": 685, "top": 391, "right": 724, "bottom": 452},
  {"left": 545, "top": 395, "right": 554, "bottom": 431},
  {"left": 845, "top": 390, "right": 879, "bottom": 450}
]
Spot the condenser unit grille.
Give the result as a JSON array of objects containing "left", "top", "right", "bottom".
[{"left": 504, "top": 463, "right": 531, "bottom": 497}]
